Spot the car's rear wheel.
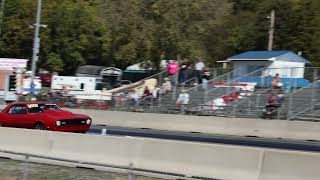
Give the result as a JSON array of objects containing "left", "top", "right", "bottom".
[{"left": 35, "top": 123, "right": 46, "bottom": 130}]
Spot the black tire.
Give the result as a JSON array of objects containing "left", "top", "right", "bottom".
[{"left": 35, "top": 123, "right": 46, "bottom": 130}]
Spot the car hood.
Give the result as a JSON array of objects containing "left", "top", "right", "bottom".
[{"left": 43, "top": 110, "right": 90, "bottom": 120}]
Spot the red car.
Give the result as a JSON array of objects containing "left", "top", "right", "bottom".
[{"left": 0, "top": 102, "right": 92, "bottom": 133}]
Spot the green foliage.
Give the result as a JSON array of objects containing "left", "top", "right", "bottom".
[
  {"left": 0, "top": 0, "right": 319, "bottom": 74},
  {"left": 46, "top": 52, "right": 64, "bottom": 72}
]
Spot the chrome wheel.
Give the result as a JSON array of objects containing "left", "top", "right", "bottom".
[{"left": 35, "top": 123, "right": 46, "bottom": 130}]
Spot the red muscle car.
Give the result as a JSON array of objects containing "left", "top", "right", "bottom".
[{"left": 0, "top": 102, "right": 92, "bottom": 133}]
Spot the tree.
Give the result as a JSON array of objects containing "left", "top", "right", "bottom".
[
  {"left": 46, "top": 52, "right": 64, "bottom": 72},
  {"left": 0, "top": 0, "right": 319, "bottom": 74}
]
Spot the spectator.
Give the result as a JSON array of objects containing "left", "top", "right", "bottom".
[
  {"left": 142, "top": 86, "right": 152, "bottom": 106},
  {"left": 277, "top": 89, "right": 285, "bottom": 105},
  {"left": 152, "top": 86, "right": 162, "bottom": 106},
  {"left": 128, "top": 90, "right": 140, "bottom": 107},
  {"left": 179, "top": 60, "right": 189, "bottom": 84},
  {"left": 152, "top": 86, "right": 162, "bottom": 99},
  {"left": 230, "top": 91, "right": 240, "bottom": 102},
  {"left": 268, "top": 93, "right": 279, "bottom": 106},
  {"left": 143, "top": 86, "right": 151, "bottom": 97},
  {"left": 67, "top": 96, "right": 77, "bottom": 108},
  {"left": 211, "top": 97, "right": 227, "bottom": 110},
  {"left": 176, "top": 90, "right": 190, "bottom": 114},
  {"left": 114, "top": 93, "right": 126, "bottom": 107},
  {"left": 195, "top": 59, "right": 205, "bottom": 84},
  {"left": 176, "top": 90, "right": 190, "bottom": 106},
  {"left": 262, "top": 93, "right": 280, "bottom": 119},
  {"left": 268, "top": 93, "right": 279, "bottom": 109},
  {"left": 201, "top": 68, "right": 210, "bottom": 91},
  {"left": 162, "top": 77, "right": 172, "bottom": 94},
  {"left": 272, "top": 73, "right": 283, "bottom": 89},
  {"left": 167, "top": 60, "right": 180, "bottom": 86}
]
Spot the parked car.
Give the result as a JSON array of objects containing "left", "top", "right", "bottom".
[{"left": 0, "top": 102, "right": 92, "bottom": 133}]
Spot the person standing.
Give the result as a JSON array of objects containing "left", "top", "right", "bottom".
[
  {"left": 271, "top": 73, "right": 283, "bottom": 89},
  {"left": 195, "top": 59, "right": 205, "bottom": 84},
  {"left": 201, "top": 68, "right": 210, "bottom": 91},
  {"left": 176, "top": 89, "right": 190, "bottom": 114},
  {"left": 162, "top": 77, "right": 172, "bottom": 94},
  {"left": 142, "top": 86, "right": 152, "bottom": 107},
  {"left": 167, "top": 60, "right": 180, "bottom": 86},
  {"left": 179, "top": 60, "right": 189, "bottom": 84}
]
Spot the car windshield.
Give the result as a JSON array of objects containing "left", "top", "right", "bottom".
[{"left": 27, "top": 104, "right": 61, "bottom": 113}]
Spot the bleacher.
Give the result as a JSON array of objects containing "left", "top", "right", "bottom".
[{"left": 95, "top": 65, "right": 320, "bottom": 122}]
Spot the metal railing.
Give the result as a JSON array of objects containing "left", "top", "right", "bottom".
[
  {"left": 179, "top": 77, "right": 196, "bottom": 90},
  {"left": 286, "top": 79, "right": 320, "bottom": 120},
  {"left": 231, "top": 87, "right": 273, "bottom": 117},
  {"left": 185, "top": 67, "right": 237, "bottom": 92},
  {"left": 200, "top": 67, "right": 266, "bottom": 106},
  {"left": 138, "top": 69, "right": 167, "bottom": 84},
  {"left": 114, "top": 69, "right": 168, "bottom": 95}
]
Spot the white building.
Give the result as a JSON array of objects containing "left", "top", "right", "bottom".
[
  {"left": 221, "top": 51, "right": 311, "bottom": 87},
  {"left": 0, "top": 58, "right": 28, "bottom": 102},
  {"left": 223, "top": 51, "right": 309, "bottom": 78}
]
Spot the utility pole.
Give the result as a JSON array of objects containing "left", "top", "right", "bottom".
[
  {"left": 0, "top": 0, "right": 5, "bottom": 37},
  {"left": 30, "top": 0, "right": 42, "bottom": 92},
  {"left": 268, "top": 9, "right": 275, "bottom": 51}
]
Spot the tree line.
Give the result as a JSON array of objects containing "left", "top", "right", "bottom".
[{"left": 0, "top": 0, "right": 319, "bottom": 75}]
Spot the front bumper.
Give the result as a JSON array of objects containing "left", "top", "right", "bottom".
[{"left": 49, "top": 125, "right": 91, "bottom": 132}]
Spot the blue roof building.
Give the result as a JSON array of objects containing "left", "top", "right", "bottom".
[
  {"left": 226, "top": 51, "right": 309, "bottom": 64},
  {"left": 223, "top": 51, "right": 310, "bottom": 87}
]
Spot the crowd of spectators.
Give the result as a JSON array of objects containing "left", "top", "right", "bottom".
[
  {"left": 112, "top": 58, "right": 208, "bottom": 112},
  {"left": 166, "top": 59, "right": 210, "bottom": 89}
]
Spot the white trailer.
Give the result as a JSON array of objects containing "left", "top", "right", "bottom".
[
  {"left": 50, "top": 75, "right": 112, "bottom": 100},
  {"left": 51, "top": 75, "right": 97, "bottom": 92}
]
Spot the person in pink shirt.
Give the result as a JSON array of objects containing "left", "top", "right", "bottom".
[{"left": 167, "top": 60, "right": 180, "bottom": 86}]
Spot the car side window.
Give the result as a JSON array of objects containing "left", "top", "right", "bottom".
[
  {"left": 28, "top": 106, "right": 42, "bottom": 113},
  {"left": 8, "top": 105, "right": 27, "bottom": 114},
  {"left": 8, "top": 107, "right": 15, "bottom": 114}
]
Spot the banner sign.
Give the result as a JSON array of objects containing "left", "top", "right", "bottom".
[{"left": 0, "top": 58, "right": 28, "bottom": 68}]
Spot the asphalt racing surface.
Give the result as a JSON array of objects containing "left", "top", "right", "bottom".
[{"left": 89, "top": 125, "right": 320, "bottom": 153}]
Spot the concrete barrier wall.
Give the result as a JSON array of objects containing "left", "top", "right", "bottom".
[
  {"left": 260, "top": 151, "right": 320, "bottom": 180},
  {"left": 0, "top": 127, "right": 320, "bottom": 180},
  {"left": 66, "top": 108, "right": 320, "bottom": 141}
]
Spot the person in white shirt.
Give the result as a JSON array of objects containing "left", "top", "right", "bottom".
[
  {"left": 176, "top": 90, "right": 190, "bottom": 114},
  {"left": 162, "top": 77, "right": 172, "bottom": 94},
  {"left": 195, "top": 59, "right": 205, "bottom": 84},
  {"left": 176, "top": 90, "right": 190, "bottom": 105}
]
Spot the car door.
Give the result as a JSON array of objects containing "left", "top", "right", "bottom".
[
  {"left": 7, "top": 105, "right": 30, "bottom": 128},
  {"left": 25, "top": 104, "right": 43, "bottom": 128}
]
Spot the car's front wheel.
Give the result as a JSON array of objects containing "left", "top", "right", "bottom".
[{"left": 35, "top": 123, "right": 46, "bottom": 130}]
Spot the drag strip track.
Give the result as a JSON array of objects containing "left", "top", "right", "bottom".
[{"left": 89, "top": 125, "right": 320, "bottom": 153}]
